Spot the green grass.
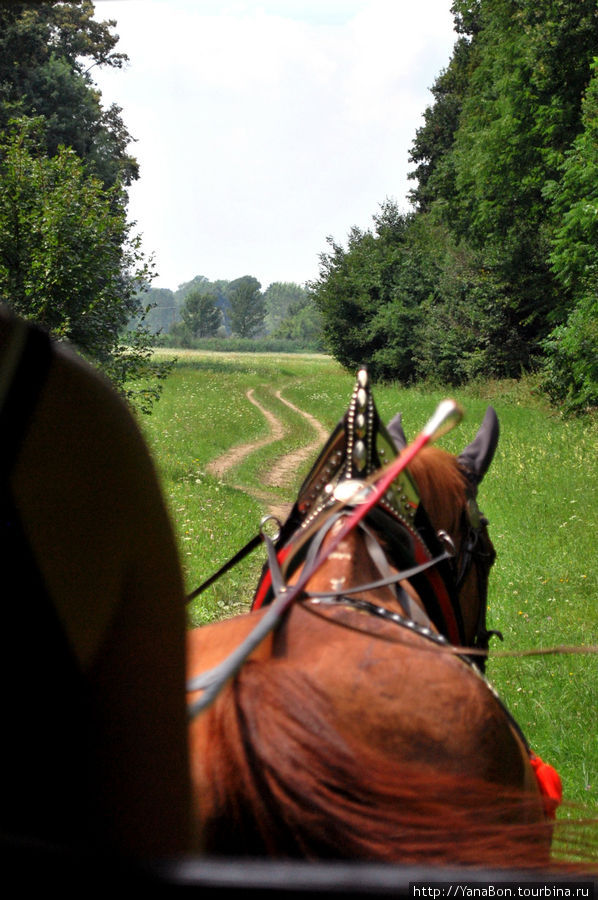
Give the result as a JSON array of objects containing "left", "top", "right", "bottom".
[{"left": 139, "top": 352, "right": 598, "bottom": 813}]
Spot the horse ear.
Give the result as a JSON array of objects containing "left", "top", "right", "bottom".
[
  {"left": 458, "top": 406, "right": 499, "bottom": 487},
  {"left": 387, "top": 412, "right": 407, "bottom": 451}
]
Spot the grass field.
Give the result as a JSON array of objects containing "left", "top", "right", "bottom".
[{"left": 139, "top": 350, "right": 598, "bottom": 816}]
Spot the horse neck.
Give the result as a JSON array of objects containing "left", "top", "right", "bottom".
[
  {"left": 290, "top": 447, "right": 491, "bottom": 647},
  {"left": 293, "top": 514, "right": 436, "bottom": 631},
  {"left": 296, "top": 519, "right": 403, "bottom": 610},
  {"left": 409, "top": 447, "right": 467, "bottom": 539}
]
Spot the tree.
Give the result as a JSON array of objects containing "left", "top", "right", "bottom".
[
  {"left": 272, "top": 294, "right": 323, "bottom": 348},
  {"left": 0, "top": 118, "right": 169, "bottom": 413},
  {"left": 226, "top": 276, "right": 265, "bottom": 338},
  {"left": 0, "top": 4, "right": 173, "bottom": 411},
  {"left": 175, "top": 276, "right": 230, "bottom": 333},
  {"left": 263, "top": 281, "right": 308, "bottom": 333},
  {"left": 180, "top": 287, "right": 221, "bottom": 338},
  {"left": 412, "top": 220, "right": 529, "bottom": 383},
  {"left": 406, "top": 0, "right": 598, "bottom": 381},
  {"left": 541, "top": 288, "right": 598, "bottom": 413},
  {"left": 0, "top": 1, "right": 136, "bottom": 188},
  {"left": 137, "top": 286, "right": 177, "bottom": 334},
  {"left": 312, "top": 2, "right": 598, "bottom": 396},
  {"left": 546, "top": 62, "right": 598, "bottom": 300},
  {"left": 311, "top": 201, "right": 429, "bottom": 381},
  {"left": 436, "top": 0, "right": 598, "bottom": 368},
  {"left": 408, "top": 34, "right": 478, "bottom": 213}
]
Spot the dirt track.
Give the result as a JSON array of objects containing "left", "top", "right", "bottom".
[{"left": 206, "top": 387, "right": 328, "bottom": 521}]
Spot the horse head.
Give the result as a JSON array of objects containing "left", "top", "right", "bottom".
[{"left": 253, "top": 369, "right": 500, "bottom": 667}]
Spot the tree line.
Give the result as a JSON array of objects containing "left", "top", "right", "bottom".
[
  {"left": 310, "top": 0, "right": 598, "bottom": 413},
  {"left": 141, "top": 276, "right": 322, "bottom": 349}
]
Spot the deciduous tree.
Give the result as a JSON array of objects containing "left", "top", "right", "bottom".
[
  {"left": 0, "top": 118, "right": 168, "bottom": 412},
  {"left": 263, "top": 281, "right": 307, "bottom": 333},
  {"left": 180, "top": 287, "right": 222, "bottom": 338},
  {"left": 0, "top": 1, "right": 136, "bottom": 188},
  {"left": 226, "top": 276, "right": 265, "bottom": 338}
]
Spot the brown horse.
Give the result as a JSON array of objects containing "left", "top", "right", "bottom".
[{"left": 186, "top": 372, "right": 559, "bottom": 867}]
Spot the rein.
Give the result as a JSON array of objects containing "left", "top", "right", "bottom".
[{"left": 187, "top": 531, "right": 263, "bottom": 604}]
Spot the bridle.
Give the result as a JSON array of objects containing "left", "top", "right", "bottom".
[
  {"left": 451, "top": 488, "right": 503, "bottom": 667},
  {"left": 265, "top": 488, "right": 499, "bottom": 670},
  {"left": 186, "top": 488, "right": 498, "bottom": 721}
]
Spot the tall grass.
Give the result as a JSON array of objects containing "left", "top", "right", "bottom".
[{"left": 139, "top": 352, "right": 597, "bottom": 813}]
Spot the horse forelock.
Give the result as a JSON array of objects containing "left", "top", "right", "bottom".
[{"left": 195, "top": 661, "right": 592, "bottom": 868}]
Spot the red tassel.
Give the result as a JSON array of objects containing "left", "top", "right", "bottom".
[{"left": 530, "top": 752, "right": 563, "bottom": 819}]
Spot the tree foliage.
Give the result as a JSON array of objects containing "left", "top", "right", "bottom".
[
  {"left": 546, "top": 61, "right": 598, "bottom": 298},
  {"left": 272, "top": 294, "right": 323, "bottom": 348},
  {"left": 312, "top": 202, "right": 434, "bottom": 381},
  {"left": 539, "top": 60, "right": 598, "bottom": 411},
  {"left": 0, "top": 2, "right": 171, "bottom": 411},
  {"left": 314, "top": 1, "right": 598, "bottom": 411},
  {"left": 0, "top": 1, "right": 136, "bottom": 187},
  {"left": 0, "top": 118, "right": 168, "bottom": 412},
  {"left": 263, "top": 282, "right": 307, "bottom": 332},
  {"left": 226, "top": 276, "right": 265, "bottom": 338},
  {"left": 179, "top": 287, "right": 222, "bottom": 339}
]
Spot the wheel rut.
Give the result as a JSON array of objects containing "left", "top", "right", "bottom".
[{"left": 206, "top": 387, "right": 328, "bottom": 521}]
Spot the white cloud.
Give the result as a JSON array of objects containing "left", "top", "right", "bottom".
[{"left": 93, "top": 0, "right": 455, "bottom": 290}]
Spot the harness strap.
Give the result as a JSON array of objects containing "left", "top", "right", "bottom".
[
  {"left": 263, "top": 509, "right": 450, "bottom": 624},
  {"left": 299, "top": 512, "right": 450, "bottom": 628},
  {"left": 410, "top": 502, "right": 465, "bottom": 645},
  {"left": 305, "top": 551, "right": 451, "bottom": 602},
  {"left": 264, "top": 527, "right": 287, "bottom": 598}
]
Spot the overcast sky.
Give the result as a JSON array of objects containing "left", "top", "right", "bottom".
[{"left": 93, "top": 0, "right": 456, "bottom": 292}]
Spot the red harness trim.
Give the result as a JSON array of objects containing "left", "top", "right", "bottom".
[
  {"left": 412, "top": 539, "right": 462, "bottom": 646},
  {"left": 529, "top": 752, "right": 563, "bottom": 819}
]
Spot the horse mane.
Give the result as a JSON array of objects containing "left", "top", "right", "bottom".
[
  {"left": 200, "top": 662, "right": 596, "bottom": 870},
  {"left": 408, "top": 446, "right": 469, "bottom": 535}
]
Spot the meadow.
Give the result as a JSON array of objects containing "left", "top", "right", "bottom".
[{"left": 139, "top": 350, "right": 597, "bottom": 817}]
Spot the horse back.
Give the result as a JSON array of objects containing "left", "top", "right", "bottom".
[
  {"left": 187, "top": 604, "right": 547, "bottom": 862},
  {"left": 270, "top": 604, "right": 532, "bottom": 788}
]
